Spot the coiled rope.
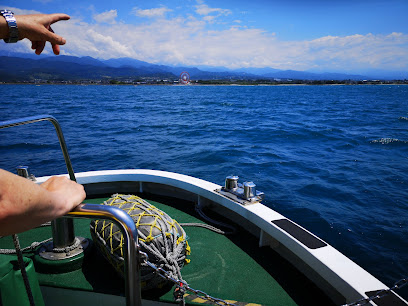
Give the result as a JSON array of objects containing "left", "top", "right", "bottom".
[
  {"left": 90, "top": 194, "right": 190, "bottom": 290},
  {"left": 0, "top": 195, "right": 236, "bottom": 306}
]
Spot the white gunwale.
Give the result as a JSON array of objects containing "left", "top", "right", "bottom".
[{"left": 37, "top": 169, "right": 406, "bottom": 305}]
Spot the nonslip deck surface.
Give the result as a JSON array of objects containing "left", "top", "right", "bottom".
[{"left": 0, "top": 195, "right": 334, "bottom": 306}]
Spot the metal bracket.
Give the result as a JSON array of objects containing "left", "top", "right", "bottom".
[{"left": 218, "top": 175, "right": 265, "bottom": 204}]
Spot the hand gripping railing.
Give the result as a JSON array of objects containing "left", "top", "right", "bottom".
[
  {"left": 0, "top": 115, "right": 142, "bottom": 306},
  {"left": 0, "top": 115, "right": 76, "bottom": 248},
  {"left": 67, "top": 203, "right": 142, "bottom": 306}
]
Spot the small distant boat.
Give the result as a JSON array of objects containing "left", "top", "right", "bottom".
[{"left": 0, "top": 115, "right": 407, "bottom": 306}]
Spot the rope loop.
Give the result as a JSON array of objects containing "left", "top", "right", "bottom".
[{"left": 90, "top": 194, "right": 190, "bottom": 290}]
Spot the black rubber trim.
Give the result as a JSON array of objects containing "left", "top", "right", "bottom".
[
  {"left": 272, "top": 219, "right": 327, "bottom": 249},
  {"left": 365, "top": 290, "right": 407, "bottom": 306}
]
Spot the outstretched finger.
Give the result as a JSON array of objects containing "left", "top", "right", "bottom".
[
  {"left": 45, "top": 27, "right": 66, "bottom": 45},
  {"left": 47, "top": 13, "right": 70, "bottom": 25},
  {"left": 35, "top": 41, "right": 46, "bottom": 55},
  {"left": 46, "top": 26, "right": 66, "bottom": 46},
  {"left": 52, "top": 42, "right": 61, "bottom": 55},
  {"left": 48, "top": 26, "right": 64, "bottom": 54}
]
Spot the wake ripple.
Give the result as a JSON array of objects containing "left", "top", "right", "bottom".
[{"left": 370, "top": 138, "right": 408, "bottom": 145}]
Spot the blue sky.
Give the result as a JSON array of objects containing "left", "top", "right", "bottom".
[{"left": 1, "top": 0, "right": 408, "bottom": 73}]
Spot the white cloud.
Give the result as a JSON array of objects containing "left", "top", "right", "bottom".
[
  {"left": 0, "top": 7, "right": 41, "bottom": 15},
  {"left": 93, "top": 10, "right": 117, "bottom": 24},
  {"left": 1, "top": 5, "right": 407, "bottom": 72},
  {"left": 131, "top": 7, "right": 172, "bottom": 18},
  {"left": 301, "top": 33, "right": 408, "bottom": 71},
  {"left": 45, "top": 21, "right": 408, "bottom": 71},
  {"left": 195, "top": 4, "right": 231, "bottom": 16},
  {"left": 203, "top": 15, "right": 216, "bottom": 23}
]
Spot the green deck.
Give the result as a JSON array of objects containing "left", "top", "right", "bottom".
[{"left": 0, "top": 194, "right": 334, "bottom": 306}]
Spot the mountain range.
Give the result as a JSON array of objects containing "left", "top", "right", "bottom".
[{"left": 0, "top": 51, "right": 406, "bottom": 82}]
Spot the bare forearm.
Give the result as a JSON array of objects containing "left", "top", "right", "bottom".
[
  {"left": 0, "top": 170, "right": 56, "bottom": 235},
  {"left": 0, "top": 169, "right": 85, "bottom": 236},
  {"left": 0, "top": 13, "right": 70, "bottom": 55}
]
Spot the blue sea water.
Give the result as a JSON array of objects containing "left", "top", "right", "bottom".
[{"left": 1, "top": 84, "right": 407, "bottom": 300}]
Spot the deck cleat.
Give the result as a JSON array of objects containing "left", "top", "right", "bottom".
[
  {"left": 218, "top": 175, "right": 265, "bottom": 204},
  {"left": 16, "top": 166, "right": 36, "bottom": 181}
]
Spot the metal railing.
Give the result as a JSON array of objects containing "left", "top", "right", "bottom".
[
  {"left": 67, "top": 203, "right": 142, "bottom": 306},
  {"left": 0, "top": 115, "right": 76, "bottom": 180},
  {"left": 0, "top": 115, "right": 76, "bottom": 247},
  {"left": 0, "top": 115, "right": 142, "bottom": 306}
]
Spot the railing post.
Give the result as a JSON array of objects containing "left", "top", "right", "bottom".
[
  {"left": 67, "top": 203, "right": 142, "bottom": 306},
  {"left": 1, "top": 116, "right": 142, "bottom": 305},
  {"left": 0, "top": 115, "right": 77, "bottom": 248}
]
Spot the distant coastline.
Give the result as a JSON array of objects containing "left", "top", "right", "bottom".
[
  {"left": 1, "top": 79, "right": 407, "bottom": 86},
  {"left": 1, "top": 54, "right": 407, "bottom": 86}
]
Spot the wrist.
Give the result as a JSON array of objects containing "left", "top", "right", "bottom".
[
  {"left": 47, "top": 191, "right": 69, "bottom": 217},
  {"left": 0, "top": 10, "right": 18, "bottom": 43}
]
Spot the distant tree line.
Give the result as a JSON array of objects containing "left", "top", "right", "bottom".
[
  {"left": 2, "top": 78, "right": 407, "bottom": 86},
  {"left": 194, "top": 79, "right": 408, "bottom": 85}
]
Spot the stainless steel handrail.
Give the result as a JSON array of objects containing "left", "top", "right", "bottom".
[
  {"left": 0, "top": 115, "right": 76, "bottom": 181},
  {"left": 0, "top": 115, "right": 76, "bottom": 248},
  {"left": 67, "top": 203, "right": 142, "bottom": 306},
  {"left": 1, "top": 115, "right": 142, "bottom": 305}
]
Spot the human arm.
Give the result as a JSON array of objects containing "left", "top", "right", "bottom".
[
  {"left": 0, "top": 13, "right": 70, "bottom": 55},
  {"left": 0, "top": 169, "right": 85, "bottom": 236}
]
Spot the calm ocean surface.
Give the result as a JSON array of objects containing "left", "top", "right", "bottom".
[{"left": 1, "top": 84, "right": 407, "bottom": 299}]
